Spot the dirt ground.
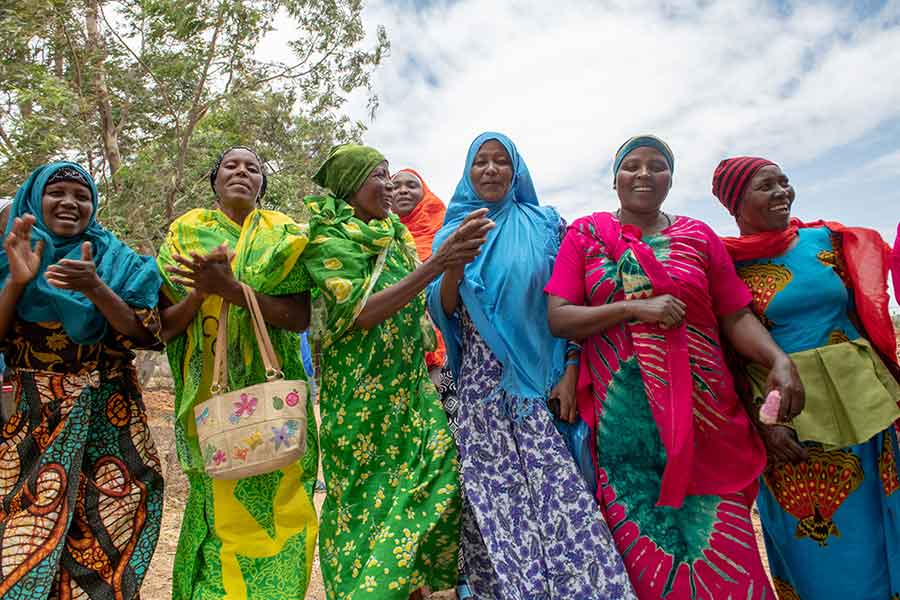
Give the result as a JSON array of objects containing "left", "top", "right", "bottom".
[{"left": 141, "top": 387, "right": 768, "bottom": 599}]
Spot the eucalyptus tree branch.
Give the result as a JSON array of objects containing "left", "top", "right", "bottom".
[{"left": 96, "top": 1, "right": 181, "bottom": 130}]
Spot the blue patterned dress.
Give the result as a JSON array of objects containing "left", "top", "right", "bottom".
[
  {"left": 736, "top": 227, "right": 900, "bottom": 600},
  {"left": 453, "top": 307, "right": 635, "bottom": 600}
]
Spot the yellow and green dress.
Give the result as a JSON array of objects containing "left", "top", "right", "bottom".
[
  {"left": 158, "top": 208, "right": 319, "bottom": 600},
  {"left": 298, "top": 195, "right": 461, "bottom": 599}
]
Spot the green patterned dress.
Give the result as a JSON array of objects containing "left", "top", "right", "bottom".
[
  {"left": 158, "top": 208, "right": 319, "bottom": 600},
  {"left": 298, "top": 196, "right": 460, "bottom": 599}
]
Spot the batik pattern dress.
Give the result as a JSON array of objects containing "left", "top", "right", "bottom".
[
  {"left": 736, "top": 226, "right": 900, "bottom": 600},
  {"left": 0, "top": 313, "right": 164, "bottom": 600},
  {"left": 453, "top": 305, "right": 636, "bottom": 600},
  {"left": 159, "top": 208, "right": 319, "bottom": 600},
  {"left": 545, "top": 213, "right": 772, "bottom": 600},
  {"left": 298, "top": 196, "right": 461, "bottom": 599}
]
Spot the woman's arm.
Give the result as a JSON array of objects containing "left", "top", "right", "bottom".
[
  {"left": 438, "top": 265, "right": 465, "bottom": 318},
  {"left": 356, "top": 260, "right": 443, "bottom": 330},
  {"left": 0, "top": 280, "right": 25, "bottom": 343},
  {"left": 165, "top": 244, "right": 311, "bottom": 332},
  {"left": 359, "top": 209, "right": 495, "bottom": 329},
  {"left": 0, "top": 215, "right": 44, "bottom": 342},
  {"left": 720, "top": 307, "right": 804, "bottom": 422},
  {"left": 44, "top": 241, "right": 156, "bottom": 344},
  {"left": 159, "top": 290, "right": 204, "bottom": 343},
  {"left": 547, "top": 294, "right": 686, "bottom": 340}
]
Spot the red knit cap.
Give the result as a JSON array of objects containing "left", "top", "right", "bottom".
[{"left": 711, "top": 156, "right": 776, "bottom": 215}]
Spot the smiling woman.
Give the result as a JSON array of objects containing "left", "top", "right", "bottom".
[
  {"left": 298, "top": 143, "right": 493, "bottom": 600},
  {"left": 545, "top": 136, "right": 799, "bottom": 600},
  {"left": 157, "top": 146, "right": 319, "bottom": 600},
  {"left": 0, "top": 162, "right": 164, "bottom": 599},
  {"left": 714, "top": 156, "right": 900, "bottom": 600},
  {"left": 427, "top": 132, "right": 635, "bottom": 600}
]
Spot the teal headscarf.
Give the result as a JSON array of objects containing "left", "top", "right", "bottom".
[
  {"left": 613, "top": 134, "right": 675, "bottom": 179},
  {"left": 0, "top": 162, "right": 161, "bottom": 344},
  {"left": 427, "top": 132, "right": 566, "bottom": 421},
  {"left": 312, "top": 143, "right": 386, "bottom": 200}
]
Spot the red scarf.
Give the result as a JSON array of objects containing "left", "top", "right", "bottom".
[
  {"left": 397, "top": 169, "right": 447, "bottom": 262},
  {"left": 722, "top": 218, "right": 897, "bottom": 368},
  {"left": 892, "top": 223, "right": 900, "bottom": 306}
]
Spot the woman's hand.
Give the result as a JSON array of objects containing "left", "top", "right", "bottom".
[
  {"left": 45, "top": 242, "right": 102, "bottom": 292},
  {"left": 4, "top": 215, "right": 44, "bottom": 286},
  {"left": 432, "top": 208, "right": 495, "bottom": 269},
  {"left": 166, "top": 243, "right": 237, "bottom": 299},
  {"left": 626, "top": 294, "right": 686, "bottom": 329},
  {"left": 758, "top": 424, "right": 808, "bottom": 465},
  {"left": 766, "top": 355, "right": 805, "bottom": 422},
  {"left": 548, "top": 364, "right": 578, "bottom": 423}
]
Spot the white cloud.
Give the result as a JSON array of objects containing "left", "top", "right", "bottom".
[{"left": 256, "top": 0, "right": 900, "bottom": 243}]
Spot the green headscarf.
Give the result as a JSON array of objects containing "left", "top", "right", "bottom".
[{"left": 312, "top": 143, "right": 385, "bottom": 200}]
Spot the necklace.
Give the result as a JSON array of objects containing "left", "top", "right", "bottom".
[{"left": 615, "top": 209, "right": 672, "bottom": 230}]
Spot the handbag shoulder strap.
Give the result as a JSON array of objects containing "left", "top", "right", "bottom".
[
  {"left": 209, "top": 283, "right": 285, "bottom": 394},
  {"left": 211, "top": 299, "right": 230, "bottom": 394}
]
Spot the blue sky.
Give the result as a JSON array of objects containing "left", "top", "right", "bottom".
[{"left": 286, "top": 0, "right": 897, "bottom": 249}]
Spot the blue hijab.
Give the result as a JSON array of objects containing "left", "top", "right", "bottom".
[
  {"left": 426, "top": 132, "right": 566, "bottom": 420},
  {"left": 0, "top": 162, "right": 161, "bottom": 344}
]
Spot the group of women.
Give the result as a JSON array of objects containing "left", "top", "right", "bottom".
[{"left": 0, "top": 130, "right": 896, "bottom": 600}]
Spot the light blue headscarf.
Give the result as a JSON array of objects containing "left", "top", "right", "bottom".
[
  {"left": 426, "top": 132, "right": 567, "bottom": 420},
  {"left": 0, "top": 162, "right": 161, "bottom": 344}
]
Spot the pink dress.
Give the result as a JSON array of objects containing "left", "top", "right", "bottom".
[{"left": 545, "top": 212, "right": 772, "bottom": 600}]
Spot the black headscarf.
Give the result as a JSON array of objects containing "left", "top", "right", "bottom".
[{"left": 209, "top": 146, "right": 268, "bottom": 201}]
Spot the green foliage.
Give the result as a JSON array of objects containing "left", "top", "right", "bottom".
[{"left": 0, "top": 0, "right": 389, "bottom": 251}]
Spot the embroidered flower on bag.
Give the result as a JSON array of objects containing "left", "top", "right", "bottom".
[
  {"left": 213, "top": 449, "right": 227, "bottom": 466},
  {"left": 195, "top": 406, "right": 210, "bottom": 426},
  {"left": 234, "top": 393, "right": 258, "bottom": 418},
  {"left": 233, "top": 446, "right": 249, "bottom": 461},
  {"left": 244, "top": 430, "right": 263, "bottom": 449},
  {"left": 285, "top": 390, "right": 300, "bottom": 407},
  {"left": 272, "top": 423, "right": 295, "bottom": 450}
]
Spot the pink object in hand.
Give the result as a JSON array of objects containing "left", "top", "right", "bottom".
[{"left": 759, "top": 390, "right": 782, "bottom": 425}]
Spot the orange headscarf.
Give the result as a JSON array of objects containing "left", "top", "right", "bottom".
[
  {"left": 395, "top": 168, "right": 447, "bottom": 369},
  {"left": 396, "top": 168, "right": 447, "bottom": 261}
]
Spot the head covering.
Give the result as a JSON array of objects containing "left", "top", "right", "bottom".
[
  {"left": 612, "top": 134, "right": 675, "bottom": 179},
  {"left": 209, "top": 145, "right": 268, "bottom": 200},
  {"left": 0, "top": 162, "right": 161, "bottom": 344},
  {"left": 47, "top": 166, "right": 91, "bottom": 189},
  {"left": 427, "top": 132, "right": 566, "bottom": 420},
  {"left": 712, "top": 156, "right": 777, "bottom": 215},
  {"left": 312, "top": 143, "right": 385, "bottom": 200},
  {"left": 394, "top": 169, "right": 446, "bottom": 262}
]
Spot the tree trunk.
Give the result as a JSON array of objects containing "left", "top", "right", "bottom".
[{"left": 84, "top": 0, "right": 122, "bottom": 176}]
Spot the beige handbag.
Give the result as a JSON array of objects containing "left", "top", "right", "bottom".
[{"left": 194, "top": 282, "right": 308, "bottom": 480}]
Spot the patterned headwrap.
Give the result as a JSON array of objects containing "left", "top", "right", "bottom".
[
  {"left": 46, "top": 166, "right": 91, "bottom": 189},
  {"left": 312, "top": 143, "right": 385, "bottom": 200},
  {"left": 209, "top": 146, "right": 268, "bottom": 200},
  {"left": 711, "top": 156, "right": 776, "bottom": 215},
  {"left": 612, "top": 135, "right": 675, "bottom": 180}
]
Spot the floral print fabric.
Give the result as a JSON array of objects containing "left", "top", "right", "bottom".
[
  {"left": 299, "top": 196, "right": 462, "bottom": 599},
  {"left": 454, "top": 307, "right": 635, "bottom": 600}
]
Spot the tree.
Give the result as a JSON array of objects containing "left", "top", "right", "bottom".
[{"left": 0, "top": 0, "right": 389, "bottom": 249}]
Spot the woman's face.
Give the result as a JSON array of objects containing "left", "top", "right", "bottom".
[
  {"left": 42, "top": 180, "right": 93, "bottom": 237},
  {"left": 350, "top": 161, "right": 393, "bottom": 222},
  {"left": 213, "top": 148, "right": 264, "bottom": 212},
  {"left": 736, "top": 165, "right": 794, "bottom": 234},
  {"left": 615, "top": 147, "right": 672, "bottom": 215},
  {"left": 391, "top": 172, "right": 424, "bottom": 217},
  {"left": 469, "top": 140, "right": 513, "bottom": 202}
]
